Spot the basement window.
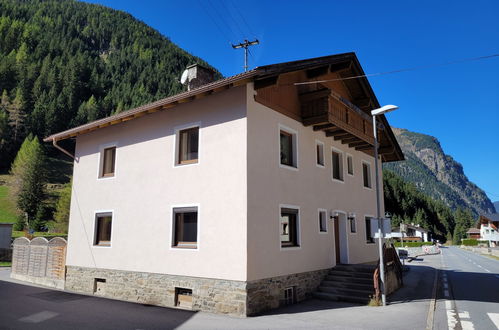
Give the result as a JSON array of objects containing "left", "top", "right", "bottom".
[
  {"left": 93, "top": 278, "right": 106, "bottom": 294},
  {"left": 283, "top": 286, "right": 296, "bottom": 305},
  {"left": 175, "top": 288, "right": 193, "bottom": 309}
]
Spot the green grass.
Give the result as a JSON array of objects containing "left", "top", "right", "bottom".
[
  {"left": 393, "top": 241, "right": 434, "bottom": 248},
  {"left": 0, "top": 185, "right": 17, "bottom": 223},
  {"left": 0, "top": 261, "right": 11, "bottom": 267}
]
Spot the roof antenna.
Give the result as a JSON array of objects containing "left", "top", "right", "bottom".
[{"left": 232, "top": 39, "right": 259, "bottom": 72}]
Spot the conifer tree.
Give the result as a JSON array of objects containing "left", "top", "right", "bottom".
[{"left": 9, "top": 135, "right": 46, "bottom": 231}]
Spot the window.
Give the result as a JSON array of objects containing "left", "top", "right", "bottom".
[
  {"left": 100, "top": 147, "right": 116, "bottom": 178},
  {"left": 347, "top": 155, "right": 353, "bottom": 175},
  {"left": 316, "top": 141, "right": 324, "bottom": 166},
  {"left": 350, "top": 217, "right": 356, "bottom": 233},
  {"left": 94, "top": 213, "right": 112, "bottom": 246},
  {"left": 178, "top": 127, "right": 199, "bottom": 165},
  {"left": 173, "top": 207, "right": 198, "bottom": 248},
  {"left": 365, "top": 216, "right": 374, "bottom": 244},
  {"left": 363, "top": 162, "right": 372, "bottom": 188},
  {"left": 280, "top": 208, "right": 299, "bottom": 247},
  {"left": 280, "top": 130, "right": 296, "bottom": 167},
  {"left": 319, "top": 210, "right": 327, "bottom": 233},
  {"left": 332, "top": 150, "right": 343, "bottom": 181},
  {"left": 283, "top": 287, "right": 296, "bottom": 305}
]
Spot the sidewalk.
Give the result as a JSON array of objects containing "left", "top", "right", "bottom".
[{"left": 0, "top": 254, "right": 441, "bottom": 329}]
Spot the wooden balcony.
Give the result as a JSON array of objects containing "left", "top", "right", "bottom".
[{"left": 300, "top": 89, "right": 378, "bottom": 150}]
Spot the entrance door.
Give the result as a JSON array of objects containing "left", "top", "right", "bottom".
[
  {"left": 334, "top": 218, "right": 340, "bottom": 263},
  {"left": 334, "top": 213, "right": 349, "bottom": 264}
]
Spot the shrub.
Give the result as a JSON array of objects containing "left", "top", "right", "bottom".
[
  {"left": 393, "top": 241, "right": 433, "bottom": 247},
  {"left": 461, "top": 239, "right": 479, "bottom": 246}
]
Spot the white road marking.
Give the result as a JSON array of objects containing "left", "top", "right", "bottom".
[
  {"left": 487, "top": 313, "right": 499, "bottom": 330},
  {"left": 19, "top": 311, "right": 59, "bottom": 323},
  {"left": 458, "top": 311, "right": 470, "bottom": 318},
  {"left": 444, "top": 289, "right": 449, "bottom": 297},
  {"left": 443, "top": 282, "right": 448, "bottom": 289},
  {"left": 461, "top": 320, "right": 475, "bottom": 330},
  {"left": 445, "top": 300, "right": 452, "bottom": 309},
  {"left": 447, "top": 309, "right": 458, "bottom": 329}
]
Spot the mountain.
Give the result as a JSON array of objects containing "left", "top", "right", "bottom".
[
  {"left": 0, "top": 0, "right": 221, "bottom": 169},
  {"left": 494, "top": 201, "right": 499, "bottom": 213},
  {"left": 384, "top": 128, "right": 495, "bottom": 215}
]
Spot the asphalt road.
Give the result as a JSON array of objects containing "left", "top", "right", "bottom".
[
  {"left": 438, "top": 246, "right": 499, "bottom": 330},
  {"left": 0, "top": 272, "right": 196, "bottom": 330}
]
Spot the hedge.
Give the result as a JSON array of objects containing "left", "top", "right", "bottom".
[
  {"left": 393, "top": 242, "right": 433, "bottom": 247},
  {"left": 461, "top": 239, "right": 479, "bottom": 246}
]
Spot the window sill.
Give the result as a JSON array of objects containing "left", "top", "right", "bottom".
[
  {"left": 94, "top": 243, "right": 111, "bottom": 247},
  {"left": 332, "top": 178, "right": 345, "bottom": 184},
  {"left": 97, "top": 175, "right": 115, "bottom": 181},
  {"left": 172, "top": 245, "right": 198, "bottom": 250},
  {"left": 279, "top": 164, "right": 298, "bottom": 171},
  {"left": 363, "top": 186, "right": 373, "bottom": 190},
  {"left": 316, "top": 163, "right": 325, "bottom": 169},
  {"left": 319, "top": 231, "right": 328, "bottom": 234}
]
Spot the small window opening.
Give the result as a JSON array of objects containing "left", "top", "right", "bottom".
[{"left": 175, "top": 287, "right": 193, "bottom": 309}]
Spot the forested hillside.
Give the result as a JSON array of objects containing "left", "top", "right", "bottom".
[
  {"left": 0, "top": 0, "right": 221, "bottom": 169},
  {"left": 384, "top": 128, "right": 495, "bottom": 215}
]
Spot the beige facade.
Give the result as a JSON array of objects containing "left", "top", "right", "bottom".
[
  {"left": 67, "top": 82, "right": 383, "bottom": 284},
  {"left": 51, "top": 53, "right": 405, "bottom": 316}
]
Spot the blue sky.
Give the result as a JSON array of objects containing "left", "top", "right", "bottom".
[{"left": 87, "top": 0, "right": 499, "bottom": 202}]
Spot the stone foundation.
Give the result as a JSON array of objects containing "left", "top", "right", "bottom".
[
  {"left": 247, "top": 269, "right": 329, "bottom": 315},
  {"left": 65, "top": 266, "right": 329, "bottom": 316}
]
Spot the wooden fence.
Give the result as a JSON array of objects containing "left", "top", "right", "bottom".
[{"left": 11, "top": 237, "right": 66, "bottom": 289}]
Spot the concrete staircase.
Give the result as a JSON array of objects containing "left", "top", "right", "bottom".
[{"left": 313, "top": 264, "right": 376, "bottom": 304}]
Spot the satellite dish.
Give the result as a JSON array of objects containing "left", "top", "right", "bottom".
[{"left": 180, "top": 69, "right": 189, "bottom": 85}]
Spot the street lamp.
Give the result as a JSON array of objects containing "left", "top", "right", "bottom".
[{"left": 371, "top": 104, "right": 398, "bottom": 306}]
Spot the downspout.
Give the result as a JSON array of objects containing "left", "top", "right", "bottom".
[{"left": 52, "top": 138, "right": 76, "bottom": 162}]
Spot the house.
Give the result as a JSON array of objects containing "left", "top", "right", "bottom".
[
  {"left": 388, "top": 224, "right": 430, "bottom": 242},
  {"left": 43, "top": 53, "right": 404, "bottom": 316},
  {"left": 477, "top": 213, "right": 499, "bottom": 246},
  {"left": 466, "top": 228, "right": 481, "bottom": 239}
]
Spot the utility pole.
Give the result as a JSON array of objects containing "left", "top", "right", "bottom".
[{"left": 232, "top": 39, "right": 259, "bottom": 72}]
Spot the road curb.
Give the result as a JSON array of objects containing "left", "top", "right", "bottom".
[{"left": 425, "top": 268, "right": 438, "bottom": 330}]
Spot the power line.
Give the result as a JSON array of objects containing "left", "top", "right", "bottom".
[
  {"left": 206, "top": 0, "right": 239, "bottom": 41},
  {"left": 294, "top": 53, "right": 499, "bottom": 85},
  {"left": 229, "top": 0, "right": 257, "bottom": 39},
  {"left": 232, "top": 39, "right": 259, "bottom": 72},
  {"left": 196, "top": 0, "right": 232, "bottom": 45}
]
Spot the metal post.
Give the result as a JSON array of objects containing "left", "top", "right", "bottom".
[
  {"left": 372, "top": 114, "right": 386, "bottom": 306},
  {"left": 232, "top": 39, "right": 259, "bottom": 72}
]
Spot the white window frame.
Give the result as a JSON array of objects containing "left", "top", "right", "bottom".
[
  {"left": 173, "top": 122, "right": 201, "bottom": 168},
  {"left": 349, "top": 215, "right": 357, "bottom": 235},
  {"left": 97, "top": 142, "right": 118, "bottom": 180},
  {"left": 318, "top": 208, "right": 328, "bottom": 234},
  {"left": 331, "top": 147, "right": 344, "bottom": 183},
  {"left": 346, "top": 153, "right": 354, "bottom": 176},
  {"left": 362, "top": 160, "right": 373, "bottom": 190},
  {"left": 93, "top": 210, "right": 114, "bottom": 248},
  {"left": 170, "top": 203, "right": 200, "bottom": 251},
  {"left": 278, "top": 124, "right": 299, "bottom": 171},
  {"left": 279, "top": 204, "right": 301, "bottom": 250},
  {"left": 315, "top": 140, "right": 325, "bottom": 168}
]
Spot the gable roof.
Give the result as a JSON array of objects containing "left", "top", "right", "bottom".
[
  {"left": 44, "top": 52, "right": 403, "bottom": 161},
  {"left": 481, "top": 213, "right": 499, "bottom": 222},
  {"left": 466, "top": 228, "right": 480, "bottom": 234}
]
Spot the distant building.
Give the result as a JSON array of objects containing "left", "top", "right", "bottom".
[
  {"left": 388, "top": 224, "right": 430, "bottom": 242},
  {"left": 44, "top": 53, "right": 403, "bottom": 316},
  {"left": 466, "top": 228, "right": 481, "bottom": 239},
  {"left": 477, "top": 213, "right": 499, "bottom": 246}
]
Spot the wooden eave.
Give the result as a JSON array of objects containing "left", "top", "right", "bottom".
[{"left": 44, "top": 52, "right": 404, "bottom": 163}]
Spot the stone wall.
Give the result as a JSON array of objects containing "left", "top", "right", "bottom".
[
  {"left": 65, "top": 266, "right": 329, "bottom": 317},
  {"left": 65, "top": 266, "right": 248, "bottom": 316},
  {"left": 246, "top": 269, "right": 329, "bottom": 315}
]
